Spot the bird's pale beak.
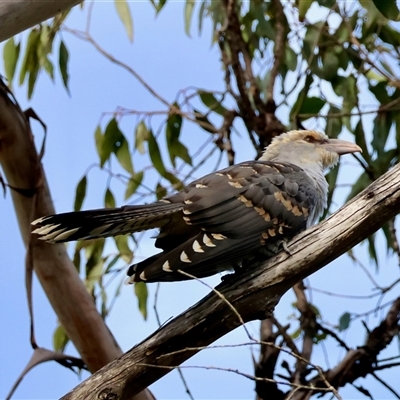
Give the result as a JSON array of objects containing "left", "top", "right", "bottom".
[{"left": 324, "top": 139, "right": 362, "bottom": 155}]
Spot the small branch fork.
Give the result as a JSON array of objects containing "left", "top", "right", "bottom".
[{"left": 219, "top": 0, "right": 286, "bottom": 152}]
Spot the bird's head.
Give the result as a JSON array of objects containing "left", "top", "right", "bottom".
[{"left": 260, "top": 130, "right": 362, "bottom": 170}]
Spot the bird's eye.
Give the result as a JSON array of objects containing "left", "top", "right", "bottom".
[{"left": 305, "top": 136, "right": 315, "bottom": 143}]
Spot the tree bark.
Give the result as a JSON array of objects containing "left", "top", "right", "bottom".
[
  {"left": 0, "top": 81, "right": 153, "bottom": 400},
  {"left": 60, "top": 161, "right": 400, "bottom": 399},
  {"left": 0, "top": 0, "right": 82, "bottom": 43}
]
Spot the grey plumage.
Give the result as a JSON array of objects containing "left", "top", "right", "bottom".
[{"left": 32, "top": 130, "right": 361, "bottom": 283}]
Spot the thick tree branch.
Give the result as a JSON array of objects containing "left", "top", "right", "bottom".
[
  {"left": 61, "top": 161, "right": 400, "bottom": 399},
  {"left": 0, "top": 0, "right": 82, "bottom": 43},
  {"left": 0, "top": 80, "right": 152, "bottom": 400}
]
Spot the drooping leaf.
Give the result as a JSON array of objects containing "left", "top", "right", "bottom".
[
  {"left": 53, "top": 324, "right": 69, "bottom": 353},
  {"left": 367, "top": 234, "right": 379, "bottom": 268},
  {"left": 114, "top": 235, "right": 133, "bottom": 263},
  {"left": 147, "top": 129, "right": 167, "bottom": 176},
  {"left": 289, "top": 73, "right": 313, "bottom": 122},
  {"left": 3, "top": 37, "right": 20, "bottom": 84},
  {"left": 297, "top": 96, "right": 325, "bottom": 118},
  {"left": 104, "top": 188, "right": 116, "bottom": 208},
  {"left": 198, "top": 90, "right": 228, "bottom": 116},
  {"left": 155, "top": 183, "right": 167, "bottom": 200},
  {"left": 185, "top": 0, "right": 195, "bottom": 36},
  {"left": 354, "top": 120, "right": 371, "bottom": 164},
  {"left": 101, "top": 118, "right": 134, "bottom": 173},
  {"left": 19, "top": 29, "right": 40, "bottom": 98},
  {"left": 85, "top": 258, "right": 104, "bottom": 294},
  {"left": 59, "top": 40, "right": 70, "bottom": 92},
  {"left": 163, "top": 171, "right": 183, "bottom": 191},
  {"left": 297, "top": 0, "right": 313, "bottom": 22},
  {"left": 372, "top": 113, "right": 391, "bottom": 157},
  {"left": 125, "top": 171, "right": 144, "bottom": 200},
  {"left": 166, "top": 110, "right": 192, "bottom": 167},
  {"left": 323, "top": 163, "right": 340, "bottom": 215},
  {"left": 325, "top": 105, "right": 342, "bottom": 138},
  {"left": 135, "top": 121, "right": 149, "bottom": 154},
  {"left": 74, "top": 175, "right": 87, "bottom": 212},
  {"left": 338, "top": 312, "right": 351, "bottom": 331},
  {"left": 94, "top": 125, "right": 107, "bottom": 166},
  {"left": 115, "top": 0, "right": 134, "bottom": 41},
  {"left": 134, "top": 282, "right": 148, "bottom": 320},
  {"left": 149, "top": 0, "right": 167, "bottom": 13},
  {"left": 114, "top": 135, "right": 134, "bottom": 174},
  {"left": 371, "top": 0, "right": 400, "bottom": 21},
  {"left": 193, "top": 108, "right": 216, "bottom": 133}
]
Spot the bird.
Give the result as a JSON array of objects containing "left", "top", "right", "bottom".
[{"left": 32, "top": 130, "right": 361, "bottom": 283}]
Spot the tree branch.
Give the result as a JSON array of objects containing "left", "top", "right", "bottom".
[
  {"left": 61, "top": 160, "right": 400, "bottom": 399},
  {"left": 0, "top": 0, "right": 82, "bottom": 42}
]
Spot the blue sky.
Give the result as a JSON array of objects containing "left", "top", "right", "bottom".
[{"left": 1, "top": 2, "right": 399, "bottom": 399}]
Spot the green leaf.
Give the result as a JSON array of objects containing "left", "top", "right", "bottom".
[
  {"left": 367, "top": 234, "right": 379, "bottom": 267},
  {"left": 155, "top": 183, "right": 167, "bottom": 200},
  {"left": 193, "top": 108, "right": 216, "bottom": 133},
  {"left": 149, "top": 0, "right": 167, "bottom": 13},
  {"left": 74, "top": 175, "right": 87, "bottom": 212},
  {"left": 104, "top": 188, "right": 116, "bottom": 208},
  {"left": 125, "top": 171, "right": 144, "bottom": 200},
  {"left": 135, "top": 121, "right": 149, "bottom": 154},
  {"left": 164, "top": 171, "right": 183, "bottom": 191},
  {"left": 298, "top": 96, "right": 325, "bottom": 117},
  {"left": 114, "top": 235, "right": 133, "bottom": 263},
  {"left": 291, "top": 327, "right": 302, "bottom": 339},
  {"left": 198, "top": 0, "right": 207, "bottom": 33},
  {"left": 289, "top": 74, "right": 313, "bottom": 122},
  {"left": 346, "top": 171, "right": 372, "bottom": 202},
  {"left": 3, "top": 37, "right": 20, "bottom": 84},
  {"left": 297, "top": 0, "right": 313, "bottom": 21},
  {"left": 115, "top": 0, "right": 134, "bottom": 41},
  {"left": 94, "top": 125, "right": 106, "bottom": 166},
  {"left": 166, "top": 111, "right": 191, "bottom": 167},
  {"left": 323, "top": 163, "right": 340, "bottom": 215},
  {"left": 134, "top": 282, "right": 148, "bottom": 320},
  {"left": 53, "top": 324, "right": 69, "bottom": 352},
  {"left": 147, "top": 129, "right": 167, "bottom": 176},
  {"left": 59, "top": 40, "right": 70, "bottom": 92},
  {"left": 354, "top": 120, "right": 371, "bottom": 164},
  {"left": 19, "top": 29, "right": 40, "bottom": 98},
  {"left": 198, "top": 90, "right": 227, "bottom": 116},
  {"left": 338, "top": 312, "right": 351, "bottom": 331},
  {"left": 371, "top": 0, "right": 400, "bottom": 21},
  {"left": 372, "top": 113, "right": 391, "bottom": 157},
  {"left": 86, "top": 258, "right": 104, "bottom": 293},
  {"left": 325, "top": 105, "right": 342, "bottom": 138},
  {"left": 102, "top": 118, "right": 133, "bottom": 172},
  {"left": 185, "top": 0, "right": 195, "bottom": 36},
  {"left": 285, "top": 46, "right": 297, "bottom": 72},
  {"left": 114, "top": 134, "right": 134, "bottom": 174}
]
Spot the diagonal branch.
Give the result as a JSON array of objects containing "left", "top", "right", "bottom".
[{"left": 61, "top": 161, "right": 400, "bottom": 400}]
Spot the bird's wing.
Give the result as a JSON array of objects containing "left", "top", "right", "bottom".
[
  {"left": 129, "top": 161, "right": 318, "bottom": 282},
  {"left": 31, "top": 202, "right": 183, "bottom": 242}
]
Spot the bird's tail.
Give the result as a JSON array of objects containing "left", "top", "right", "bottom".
[{"left": 31, "top": 202, "right": 183, "bottom": 243}]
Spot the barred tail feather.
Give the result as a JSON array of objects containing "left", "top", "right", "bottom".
[{"left": 32, "top": 202, "right": 183, "bottom": 243}]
